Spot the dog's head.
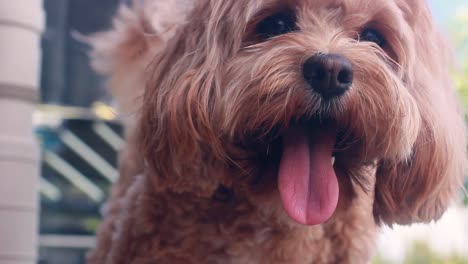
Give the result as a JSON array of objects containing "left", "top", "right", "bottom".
[{"left": 137, "top": 0, "right": 466, "bottom": 226}]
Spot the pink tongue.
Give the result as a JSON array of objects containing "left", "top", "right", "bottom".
[{"left": 278, "top": 126, "right": 339, "bottom": 225}]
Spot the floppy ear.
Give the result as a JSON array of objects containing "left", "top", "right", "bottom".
[
  {"left": 138, "top": 1, "right": 251, "bottom": 196},
  {"left": 89, "top": 0, "right": 191, "bottom": 128},
  {"left": 374, "top": 0, "right": 466, "bottom": 225}
]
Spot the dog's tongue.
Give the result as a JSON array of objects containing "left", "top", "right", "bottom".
[{"left": 278, "top": 125, "right": 339, "bottom": 225}]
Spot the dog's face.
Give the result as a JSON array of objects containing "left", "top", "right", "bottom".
[{"left": 139, "top": 0, "right": 465, "bottom": 226}]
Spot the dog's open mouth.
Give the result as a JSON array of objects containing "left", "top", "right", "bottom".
[
  {"left": 277, "top": 122, "right": 339, "bottom": 226},
  {"left": 239, "top": 118, "right": 351, "bottom": 226},
  {"left": 246, "top": 118, "right": 345, "bottom": 226}
]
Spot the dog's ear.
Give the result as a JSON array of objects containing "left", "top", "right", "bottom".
[
  {"left": 138, "top": 1, "right": 250, "bottom": 196},
  {"left": 89, "top": 0, "right": 191, "bottom": 127},
  {"left": 374, "top": 0, "right": 466, "bottom": 225}
]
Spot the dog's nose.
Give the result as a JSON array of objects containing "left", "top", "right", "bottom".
[{"left": 303, "top": 53, "right": 353, "bottom": 99}]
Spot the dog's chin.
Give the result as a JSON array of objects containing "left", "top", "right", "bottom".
[{"left": 248, "top": 118, "right": 353, "bottom": 226}]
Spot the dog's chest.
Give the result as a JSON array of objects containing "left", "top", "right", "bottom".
[{"left": 138, "top": 192, "right": 377, "bottom": 264}]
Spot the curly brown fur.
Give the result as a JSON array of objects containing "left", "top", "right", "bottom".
[{"left": 87, "top": 0, "right": 466, "bottom": 263}]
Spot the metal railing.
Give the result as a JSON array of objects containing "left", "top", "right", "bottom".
[{"left": 36, "top": 104, "right": 123, "bottom": 264}]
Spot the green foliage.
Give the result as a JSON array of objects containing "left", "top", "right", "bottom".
[
  {"left": 373, "top": 254, "right": 394, "bottom": 264},
  {"left": 403, "top": 241, "right": 468, "bottom": 264},
  {"left": 374, "top": 241, "right": 468, "bottom": 264},
  {"left": 455, "top": 71, "right": 468, "bottom": 109},
  {"left": 451, "top": 7, "right": 468, "bottom": 108},
  {"left": 84, "top": 217, "right": 101, "bottom": 233},
  {"left": 449, "top": 7, "right": 468, "bottom": 204},
  {"left": 464, "top": 189, "right": 468, "bottom": 205}
]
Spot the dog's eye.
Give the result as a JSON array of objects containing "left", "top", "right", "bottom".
[
  {"left": 256, "top": 12, "right": 297, "bottom": 39},
  {"left": 360, "top": 28, "right": 386, "bottom": 47}
]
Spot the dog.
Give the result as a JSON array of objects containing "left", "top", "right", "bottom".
[{"left": 87, "top": 0, "right": 466, "bottom": 263}]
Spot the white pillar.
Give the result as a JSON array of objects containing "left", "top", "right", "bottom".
[{"left": 0, "top": 1, "right": 43, "bottom": 263}]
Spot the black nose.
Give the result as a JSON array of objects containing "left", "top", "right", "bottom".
[{"left": 303, "top": 53, "right": 353, "bottom": 99}]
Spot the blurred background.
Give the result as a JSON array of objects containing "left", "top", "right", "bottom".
[{"left": 0, "top": 0, "right": 466, "bottom": 264}]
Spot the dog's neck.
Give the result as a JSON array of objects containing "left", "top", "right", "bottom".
[{"left": 123, "top": 171, "right": 378, "bottom": 263}]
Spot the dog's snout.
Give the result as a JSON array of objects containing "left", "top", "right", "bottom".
[{"left": 303, "top": 53, "right": 353, "bottom": 99}]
